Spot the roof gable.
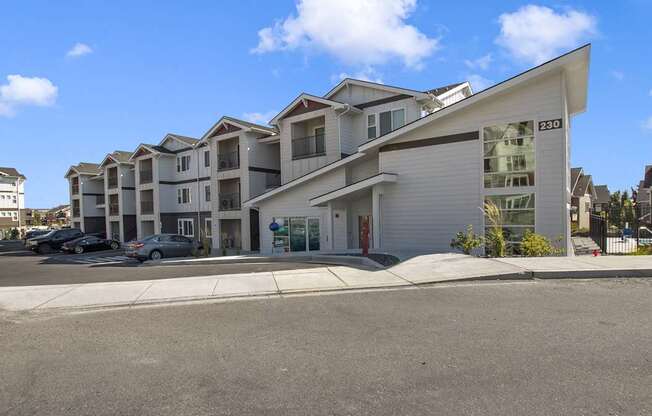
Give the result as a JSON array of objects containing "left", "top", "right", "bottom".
[
  {"left": 324, "top": 78, "right": 430, "bottom": 102},
  {"left": 270, "top": 93, "right": 346, "bottom": 125}
]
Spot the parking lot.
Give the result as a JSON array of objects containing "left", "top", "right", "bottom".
[{"left": 0, "top": 240, "right": 324, "bottom": 287}]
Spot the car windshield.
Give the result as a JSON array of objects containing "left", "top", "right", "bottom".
[{"left": 40, "top": 230, "right": 56, "bottom": 237}]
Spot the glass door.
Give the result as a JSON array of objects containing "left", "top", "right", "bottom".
[
  {"left": 289, "top": 218, "right": 306, "bottom": 252},
  {"left": 308, "top": 218, "right": 320, "bottom": 251}
]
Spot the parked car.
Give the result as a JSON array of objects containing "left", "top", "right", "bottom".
[
  {"left": 61, "top": 235, "right": 120, "bottom": 254},
  {"left": 124, "top": 234, "right": 198, "bottom": 261},
  {"left": 23, "top": 229, "right": 50, "bottom": 245},
  {"left": 27, "top": 228, "right": 84, "bottom": 254}
]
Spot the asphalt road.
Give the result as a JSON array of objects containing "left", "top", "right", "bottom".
[
  {"left": 2, "top": 278, "right": 651, "bottom": 415},
  {"left": 0, "top": 241, "right": 324, "bottom": 286}
]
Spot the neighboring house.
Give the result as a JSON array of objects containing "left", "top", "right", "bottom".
[
  {"left": 570, "top": 167, "right": 597, "bottom": 230},
  {"left": 64, "top": 163, "right": 106, "bottom": 233},
  {"left": 636, "top": 166, "right": 652, "bottom": 224},
  {"left": 0, "top": 167, "right": 26, "bottom": 237},
  {"left": 198, "top": 116, "right": 280, "bottom": 252},
  {"left": 593, "top": 185, "right": 610, "bottom": 214},
  {"left": 245, "top": 45, "right": 590, "bottom": 256},
  {"left": 130, "top": 134, "right": 212, "bottom": 241},
  {"left": 99, "top": 151, "right": 137, "bottom": 242},
  {"left": 47, "top": 204, "right": 71, "bottom": 226}
]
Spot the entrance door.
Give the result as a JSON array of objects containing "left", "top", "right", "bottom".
[
  {"left": 289, "top": 218, "right": 306, "bottom": 252},
  {"left": 308, "top": 218, "right": 320, "bottom": 251},
  {"left": 249, "top": 209, "right": 260, "bottom": 251},
  {"left": 358, "top": 215, "right": 372, "bottom": 249}
]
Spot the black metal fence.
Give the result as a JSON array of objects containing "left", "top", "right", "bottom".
[{"left": 589, "top": 212, "right": 646, "bottom": 255}]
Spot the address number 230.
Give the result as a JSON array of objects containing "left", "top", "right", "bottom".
[{"left": 538, "top": 119, "right": 562, "bottom": 131}]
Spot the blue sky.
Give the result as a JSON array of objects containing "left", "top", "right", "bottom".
[{"left": 1, "top": 0, "right": 651, "bottom": 207}]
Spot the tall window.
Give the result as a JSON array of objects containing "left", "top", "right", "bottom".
[
  {"left": 205, "top": 218, "right": 212, "bottom": 238},
  {"left": 204, "top": 184, "right": 211, "bottom": 202},
  {"left": 177, "top": 188, "right": 191, "bottom": 204},
  {"left": 176, "top": 155, "right": 191, "bottom": 172},
  {"left": 204, "top": 150, "right": 210, "bottom": 167},
  {"left": 484, "top": 193, "right": 535, "bottom": 251},
  {"left": 272, "top": 217, "right": 320, "bottom": 253},
  {"left": 483, "top": 121, "right": 535, "bottom": 188},
  {"left": 367, "top": 114, "right": 377, "bottom": 139}
]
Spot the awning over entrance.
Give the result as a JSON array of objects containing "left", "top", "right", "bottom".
[{"left": 309, "top": 173, "right": 398, "bottom": 207}]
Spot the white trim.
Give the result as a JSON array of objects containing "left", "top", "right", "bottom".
[
  {"left": 434, "top": 82, "right": 473, "bottom": 100},
  {"left": 177, "top": 218, "right": 195, "bottom": 237},
  {"left": 324, "top": 78, "right": 430, "bottom": 101},
  {"left": 309, "top": 173, "right": 398, "bottom": 207},
  {"left": 269, "top": 93, "right": 347, "bottom": 126}
]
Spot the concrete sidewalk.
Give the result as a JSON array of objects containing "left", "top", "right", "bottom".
[{"left": 1, "top": 253, "right": 650, "bottom": 312}]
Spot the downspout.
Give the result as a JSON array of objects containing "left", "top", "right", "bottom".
[{"left": 336, "top": 104, "right": 354, "bottom": 156}]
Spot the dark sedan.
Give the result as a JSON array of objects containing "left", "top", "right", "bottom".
[{"left": 61, "top": 235, "right": 120, "bottom": 254}]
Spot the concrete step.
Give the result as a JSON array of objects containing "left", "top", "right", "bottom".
[{"left": 571, "top": 236, "right": 601, "bottom": 255}]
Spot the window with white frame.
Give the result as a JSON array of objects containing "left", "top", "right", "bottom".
[
  {"left": 367, "top": 114, "right": 377, "bottom": 139},
  {"left": 177, "top": 188, "right": 191, "bottom": 204},
  {"left": 483, "top": 121, "right": 535, "bottom": 188},
  {"left": 205, "top": 218, "right": 212, "bottom": 238},
  {"left": 178, "top": 218, "right": 194, "bottom": 237},
  {"left": 378, "top": 108, "right": 406, "bottom": 136},
  {"left": 204, "top": 150, "right": 210, "bottom": 167},
  {"left": 11, "top": 211, "right": 18, "bottom": 220},
  {"left": 176, "top": 155, "right": 191, "bottom": 172},
  {"left": 204, "top": 184, "right": 211, "bottom": 202}
]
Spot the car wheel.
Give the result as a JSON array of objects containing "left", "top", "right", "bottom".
[
  {"left": 38, "top": 244, "right": 52, "bottom": 254},
  {"left": 149, "top": 250, "right": 162, "bottom": 261},
  {"left": 74, "top": 245, "right": 84, "bottom": 254},
  {"left": 110, "top": 241, "right": 119, "bottom": 250}
]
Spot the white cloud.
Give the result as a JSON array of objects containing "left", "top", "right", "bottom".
[
  {"left": 464, "top": 54, "right": 492, "bottom": 70},
  {"left": 611, "top": 70, "right": 624, "bottom": 81},
  {"left": 496, "top": 5, "right": 597, "bottom": 65},
  {"left": 643, "top": 116, "right": 652, "bottom": 131},
  {"left": 466, "top": 74, "right": 494, "bottom": 92},
  {"left": 251, "top": 0, "right": 439, "bottom": 69},
  {"left": 0, "top": 74, "right": 58, "bottom": 117},
  {"left": 241, "top": 110, "right": 278, "bottom": 125},
  {"left": 66, "top": 42, "right": 93, "bottom": 57},
  {"left": 333, "top": 67, "right": 384, "bottom": 84}
]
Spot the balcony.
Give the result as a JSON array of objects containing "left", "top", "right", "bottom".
[
  {"left": 140, "top": 200, "right": 154, "bottom": 215},
  {"left": 108, "top": 177, "right": 118, "bottom": 189},
  {"left": 218, "top": 192, "right": 241, "bottom": 211},
  {"left": 96, "top": 194, "right": 105, "bottom": 207},
  {"left": 265, "top": 173, "right": 281, "bottom": 189},
  {"left": 139, "top": 170, "right": 153, "bottom": 184},
  {"left": 109, "top": 203, "right": 119, "bottom": 216},
  {"left": 292, "top": 135, "right": 325, "bottom": 160},
  {"left": 217, "top": 150, "right": 240, "bottom": 171},
  {"left": 72, "top": 208, "right": 80, "bottom": 218},
  {"left": 71, "top": 184, "right": 79, "bottom": 195}
]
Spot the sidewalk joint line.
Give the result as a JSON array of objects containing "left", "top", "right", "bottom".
[
  {"left": 32, "top": 284, "right": 85, "bottom": 310},
  {"left": 211, "top": 278, "right": 221, "bottom": 296},
  {"left": 271, "top": 271, "right": 282, "bottom": 296},
  {"left": 326, "top": 267, "right": 349, "bottom": 286},
  {"left": 131, "top": 281, "right": 155, "bottom": 305}
]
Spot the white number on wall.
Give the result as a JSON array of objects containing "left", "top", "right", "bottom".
[{"left": 538, "top": 119, "right": 562, "bottom": 131}]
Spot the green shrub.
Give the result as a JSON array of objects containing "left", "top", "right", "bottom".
[
  {"left": 521, "top": 231, "right": 563, "bottom": 257},
  {"left": 450, "top": 225, "right": 484, "bottom": 255}
]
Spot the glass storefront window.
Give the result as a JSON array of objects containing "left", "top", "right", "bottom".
[
  {"left": 272, "top": 217, "right": 320, "bottom": 253},
  {"left": 484, "top": 193, "right": 535, "bottom": 253},
  {"left": 484, "top": 121, "right": 535, "bottom": 189},
  {"left": 308, "top": 218, "right": 320, "bottom": 251},
  {"left": 290, "top": 218, "right": 306, "bottom": 252}
]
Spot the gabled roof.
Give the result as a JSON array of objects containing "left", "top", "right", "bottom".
[
  {"left": 65, "top": 162, "right": 102, "bottom": 178},
  {"left": 642, "top": 165, "right": 652, "bottom": 188},
  {"left": 426, "top": 82, "right": 464, "bottom": 96},
  {"left": 324, "top": 78, "right": 431, "bottom": 101},
  {"left": 0, "top": 167, "right": 26, "bottom": 179},
  {"left": 270, "top": 93, "right": 351, "bottom": 126},
  {"left": 594, "top": 185, "right": 610, "bottom": 204},
  {"left": 199, "top": 115, "right": 277, "bottom": 143},
  {"left": 99, "top": 150, "right": 134, "bottom": 168},
  {"left": 159, "top": 133, "right": 199, "bottom": 148},
  {"left": 128, "top": 143, "right": 174, "bottom": 161},
  {"left": 571, "top": 167, "right": 583, "bottom": 192},
  {"left": 573, "top": 173, "right": 595, "bottom": 198}
]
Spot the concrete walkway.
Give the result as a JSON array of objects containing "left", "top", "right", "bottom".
[{"left": 1, "top": 253, "right": 651, "bottom": 312}]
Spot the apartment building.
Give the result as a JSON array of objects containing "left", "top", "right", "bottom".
[
  {"left": 198, "top": 116, "right": 280, "bottom": 252},
  {"left": 99, "top": 151, "right": 137, "bottom": 242},
  {"left": 245, "top": 45, "right": 591, "bottom": 256},
  {"left": 65, "top": 163, "right": 106, "bottom": 233},
  {"left": 0, "top": 167, "right": 26, "bottom": 237},
  {"left": 131, "top": 134, "right": 212, "bottom": 241}
]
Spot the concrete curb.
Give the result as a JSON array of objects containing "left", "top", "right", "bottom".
[
  {"left": 146, "top": 254, "right": 385, "bottom": 270},
  {"left": 530, "top": 269, "right": 652, "bottom": 279}
]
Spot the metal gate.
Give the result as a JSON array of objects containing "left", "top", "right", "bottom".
[{"left": 589, "top": 211, "right": 642, "bottom": 255}]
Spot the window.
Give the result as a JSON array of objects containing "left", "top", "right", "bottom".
[
  {"left": 204, "top": 150, "right": 210, "bottom": 167},
  {"left": 176, "top": 155, "right": 191, "bottom": 172},
  {"left": 204, "top": 184, "right": 211, "bottom": 202},
  {"left": 314, "top": 126, "right": 325, "bottom": 154},
  {"left": 177, "top": 188, "right": 191, "bottom": 204},
  {"left": 378, "top": 108, "right": 406, "bottom": 136},
  {"left": 484, "top": 193, "right": 535, "bottom": 253},
  {"left": 483, "top": 121, "right": 535, "bottom": 188},
  {"left": 272, "top": 217, "right": 320, "bottom": 253},
  {"left": 205, "top": 218, "right": 212, "bottom": 238},
  {"left": 177, "top": 218, "right": 194, "bottom": 237},
  {"left": 11, "top": 211, "right": 17, "bottom": 221},
  {"left": 367, "top": 114, "right": 377, "bottom": 139}
]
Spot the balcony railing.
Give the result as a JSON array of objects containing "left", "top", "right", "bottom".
[
  {"left": 72, "top": 208, "right": 80, "bottom": 218},
  {"left": 218, "top": 192, "right": 241, "bottom": 211},
  {"left": 292, "top": 135, "right": 325, "bottom": 159},
  {"left": 71, "top": 185, "right": 79, "bottom": 195},
  {"left": 109, "top": 203, "right": 120, "bottom": 216},
  {"left": 108, "top": 177, "right": 118, "bottom": 189},
  {"left": 265, "top": 173, "right": 281, "bottom": 189},
  {"left": 140, "top": 200, "right": 154, "bottom": 215},
  {"left": 217, "top": 150, "right": 240, "bottom": 171},
  {"left": 139, "top": 170, "right": 153, "bottom": 184},
  {"left": 96, "top": 195, "right": 105, "bottom": 206}
]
